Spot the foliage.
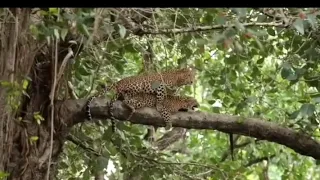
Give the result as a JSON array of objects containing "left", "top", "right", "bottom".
[{"left": 29, "top": 8, "right": 320, "bottom": 179}]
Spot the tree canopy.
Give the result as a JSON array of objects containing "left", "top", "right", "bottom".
[{"left": 1, "top": 8, "right": 320, "bottom": 180}]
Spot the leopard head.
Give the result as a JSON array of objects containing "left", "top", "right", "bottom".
[
  {"left": 178, "top": 97, "right": 199, "bottom": 112},
  {"left": 175, "top": 66, "right": 197, "bottom": 86}
]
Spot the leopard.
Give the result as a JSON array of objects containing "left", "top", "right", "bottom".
[
  {"left": 121, "top": 93, "right": 199, "bottom": 130},
  {"left": 85, "top": 66, "right": 197, "bottom": 132}
]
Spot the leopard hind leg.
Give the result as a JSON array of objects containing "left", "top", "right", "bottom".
[
  {"left": 159, "top": 107, "right": 172, "bottom": 130},
  {"left": 155, "top": 84, "right": 167, "bottom": 112},
  {"left": 109, "top": 93, "right": 121, "bottom": 132}
]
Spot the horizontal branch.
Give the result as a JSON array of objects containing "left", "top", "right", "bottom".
[
  {"left": 59, "top": 98, "right": 320, "bottom": 160},
  {"left": 140, "top": 22, "right": 286, "bottom": 35}
]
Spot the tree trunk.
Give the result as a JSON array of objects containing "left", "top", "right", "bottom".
[{"left": 0, "top": 8, "right": 78, "bottom": 180}]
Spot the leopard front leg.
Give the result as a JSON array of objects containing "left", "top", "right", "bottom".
[{"left": 159, "top": 107, "right": 172, "bottom": 130}]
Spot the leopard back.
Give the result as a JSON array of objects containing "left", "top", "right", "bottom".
[{"left": 115, "top": 67, "right": 197, "bottom": 96}]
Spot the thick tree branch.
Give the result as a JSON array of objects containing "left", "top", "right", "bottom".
[{"left": 58, "top": 98, "right": 320, "bottom": 160}]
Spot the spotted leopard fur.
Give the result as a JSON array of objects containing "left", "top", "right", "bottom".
[
  {"left": 85, "top": 67, "right": 196, "bottom": 132},
  {"left": 122, "top": 93, "right": 199, "bottom": 130}
]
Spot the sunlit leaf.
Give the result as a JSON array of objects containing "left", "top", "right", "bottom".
[
  {"left": 0, "top": 171, "right": 10, "bottom": 178},
  {"left": 60, "top": 28, "right": 68, "bottom": 41},
  {"left": 118, "top": 24, "right": 126, "bottom": 38},
  {"left": 307, "top": 14, "right": 317, "bottom": 29},
  {"left": 293, "top": 18, "right": 305, "bottom": 35},
  {"left": 54, "top": 29, "right": 59, "bottom": 40},
  {"left": 299, "top": 103, "right": 315, "bottom": 117},
  {"left": 216, "top": 15, "right": 226, "bottom": 25}
]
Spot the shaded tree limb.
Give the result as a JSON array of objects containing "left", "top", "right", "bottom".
[
  {"left": 245, "top": 154, "right": 276, "bottom": 167},
  {"left": 154, "top": 127, "right": 187, "bottom": 151},
  {"left": 59, "top": 98, "right": 320, "bottom": 160},
  {"left": 220, "top": 138, "right": 262, "bottom": 162},
  {"left": 139, "top": 22, "right": 286, "bottom": 35},
  {"left": 66, "top": 134, "right": 101, "bottom": 157}
]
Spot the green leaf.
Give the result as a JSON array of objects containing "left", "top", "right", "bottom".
[
  {"left": 0, "top": 171, "right": 10, "bottom": 178},
  {"left": 234, "top": 41, "right": 243, "bottom": 52},
  {"left": 203, "top": 13, "right": 214, "bottom": 23},
  {"left": 311, "top": 94, "right": 320, "bottom": 103},
  {"left": 49, "top": 8, "right": 59, "bottom": 15},
  {"left": 267, "top": 28, "right": 276, "bottom": 36},
  {"left": 216, "top": 15, "right": 226, "bottom": 25},
  {"left": 78, "top": 66, "right": 91, "bottom": 76},
  {"left": 307, "top": 14, "right": 317, "bottom": 29},
  {"left": 224, "top": 28, "right": 237, "bottom": 38},
  {"left": 233, "top": 8, "right": 247, "bottom": 18},
  {"left": 196, "top": 38, "right": 207, "bottom": 46},
  {"left": 257, "top": 15, "right": 267, "bottom": 22},
  {"left": 293, "top": 18, "right": 305, "bottom": 35},
  {"left": 195, "top": 58, "right": 203, "bottom": 69},
  {"left": 30, "top": 136, "right": 39, "bottom": 142},
  {"left": 180, "top": 35, "right": 192, "bottom": 44},
  {"left": 77, "top": 23, "right": 90, "bottom": 37},
  {"left": 22, "top": 79, "right": 29, "bottom": 90},
  {"left": 0, "top": 80, "right": 12, "bottom": 87},
  {"left": 118, "top": 24, "right": 126, "bottom": 38},
  {"left": 256, "top": 58, "right": 264, "bottom": 64},
  {"left": 60, "top": 28, "right": 68, "bottom": 41},
  {"left": 54, "top": 29, "right": 59, "bottom": 40},
  {"left": 46, "top": 36, "right": 51, "bottom": 45},
  {"left": 96, "top": 156, "right": 109, "bottom": 171},
  {"left": 181, "top": 47, "right": 192, "bottom": 58},
  {"left": 177, "top": 56, "right": 187, "bottom": 66},
  {"left": 224, "top": 56, "right": 238, "bottom": 65},
  {"left": 113, "top": 62, "right": 125, "bottom": 74},
  {"left": 254, "top": 37, "right": 265, "bottom": 52},
  {"left": 281, "top": 63, "right": 297, "bottom": 81},
  {"left": 22, "top": 90, "right": 30, "bottom": 98},
  {"left": 288, "top": 110, "right": 300, "bottom": 119},
  {"left": 82, "top": 168, "right": 91, "bottom": 180},
  {"left": 234, "top": 20, "right": 245, "bottom": 31},
  {"left": 299, "top": 103, "right": 315, "bottom": 117}
]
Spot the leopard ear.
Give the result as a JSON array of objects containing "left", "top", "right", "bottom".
[{"left": 186, "top": 65, "right": 197, "bottom": 71}]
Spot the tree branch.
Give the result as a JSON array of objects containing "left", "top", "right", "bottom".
[
  {"left": 245, "top": 154, "right": 276, "bottom": 167},
  {"left": 139, "top": 22, "right": 286, "bottom": 35},
  {"left": 59, "top": 98, "right": 320, "bottom": 160}
]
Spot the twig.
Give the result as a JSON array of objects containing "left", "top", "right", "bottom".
[
  {"left": 54, "top": 47, "right": 74, "bottom": 87},
  {"left": 131, "top": 152, "right": 218, "bottom": 170},
  {"left": 87, "top": 8, "right": 104, "bottom": 46},
  {"left": 46, "top": 37, "right": 59, "bottom": 180},
  {"left": 67, "top": 81, "right": 78, "bottom": 99}
]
